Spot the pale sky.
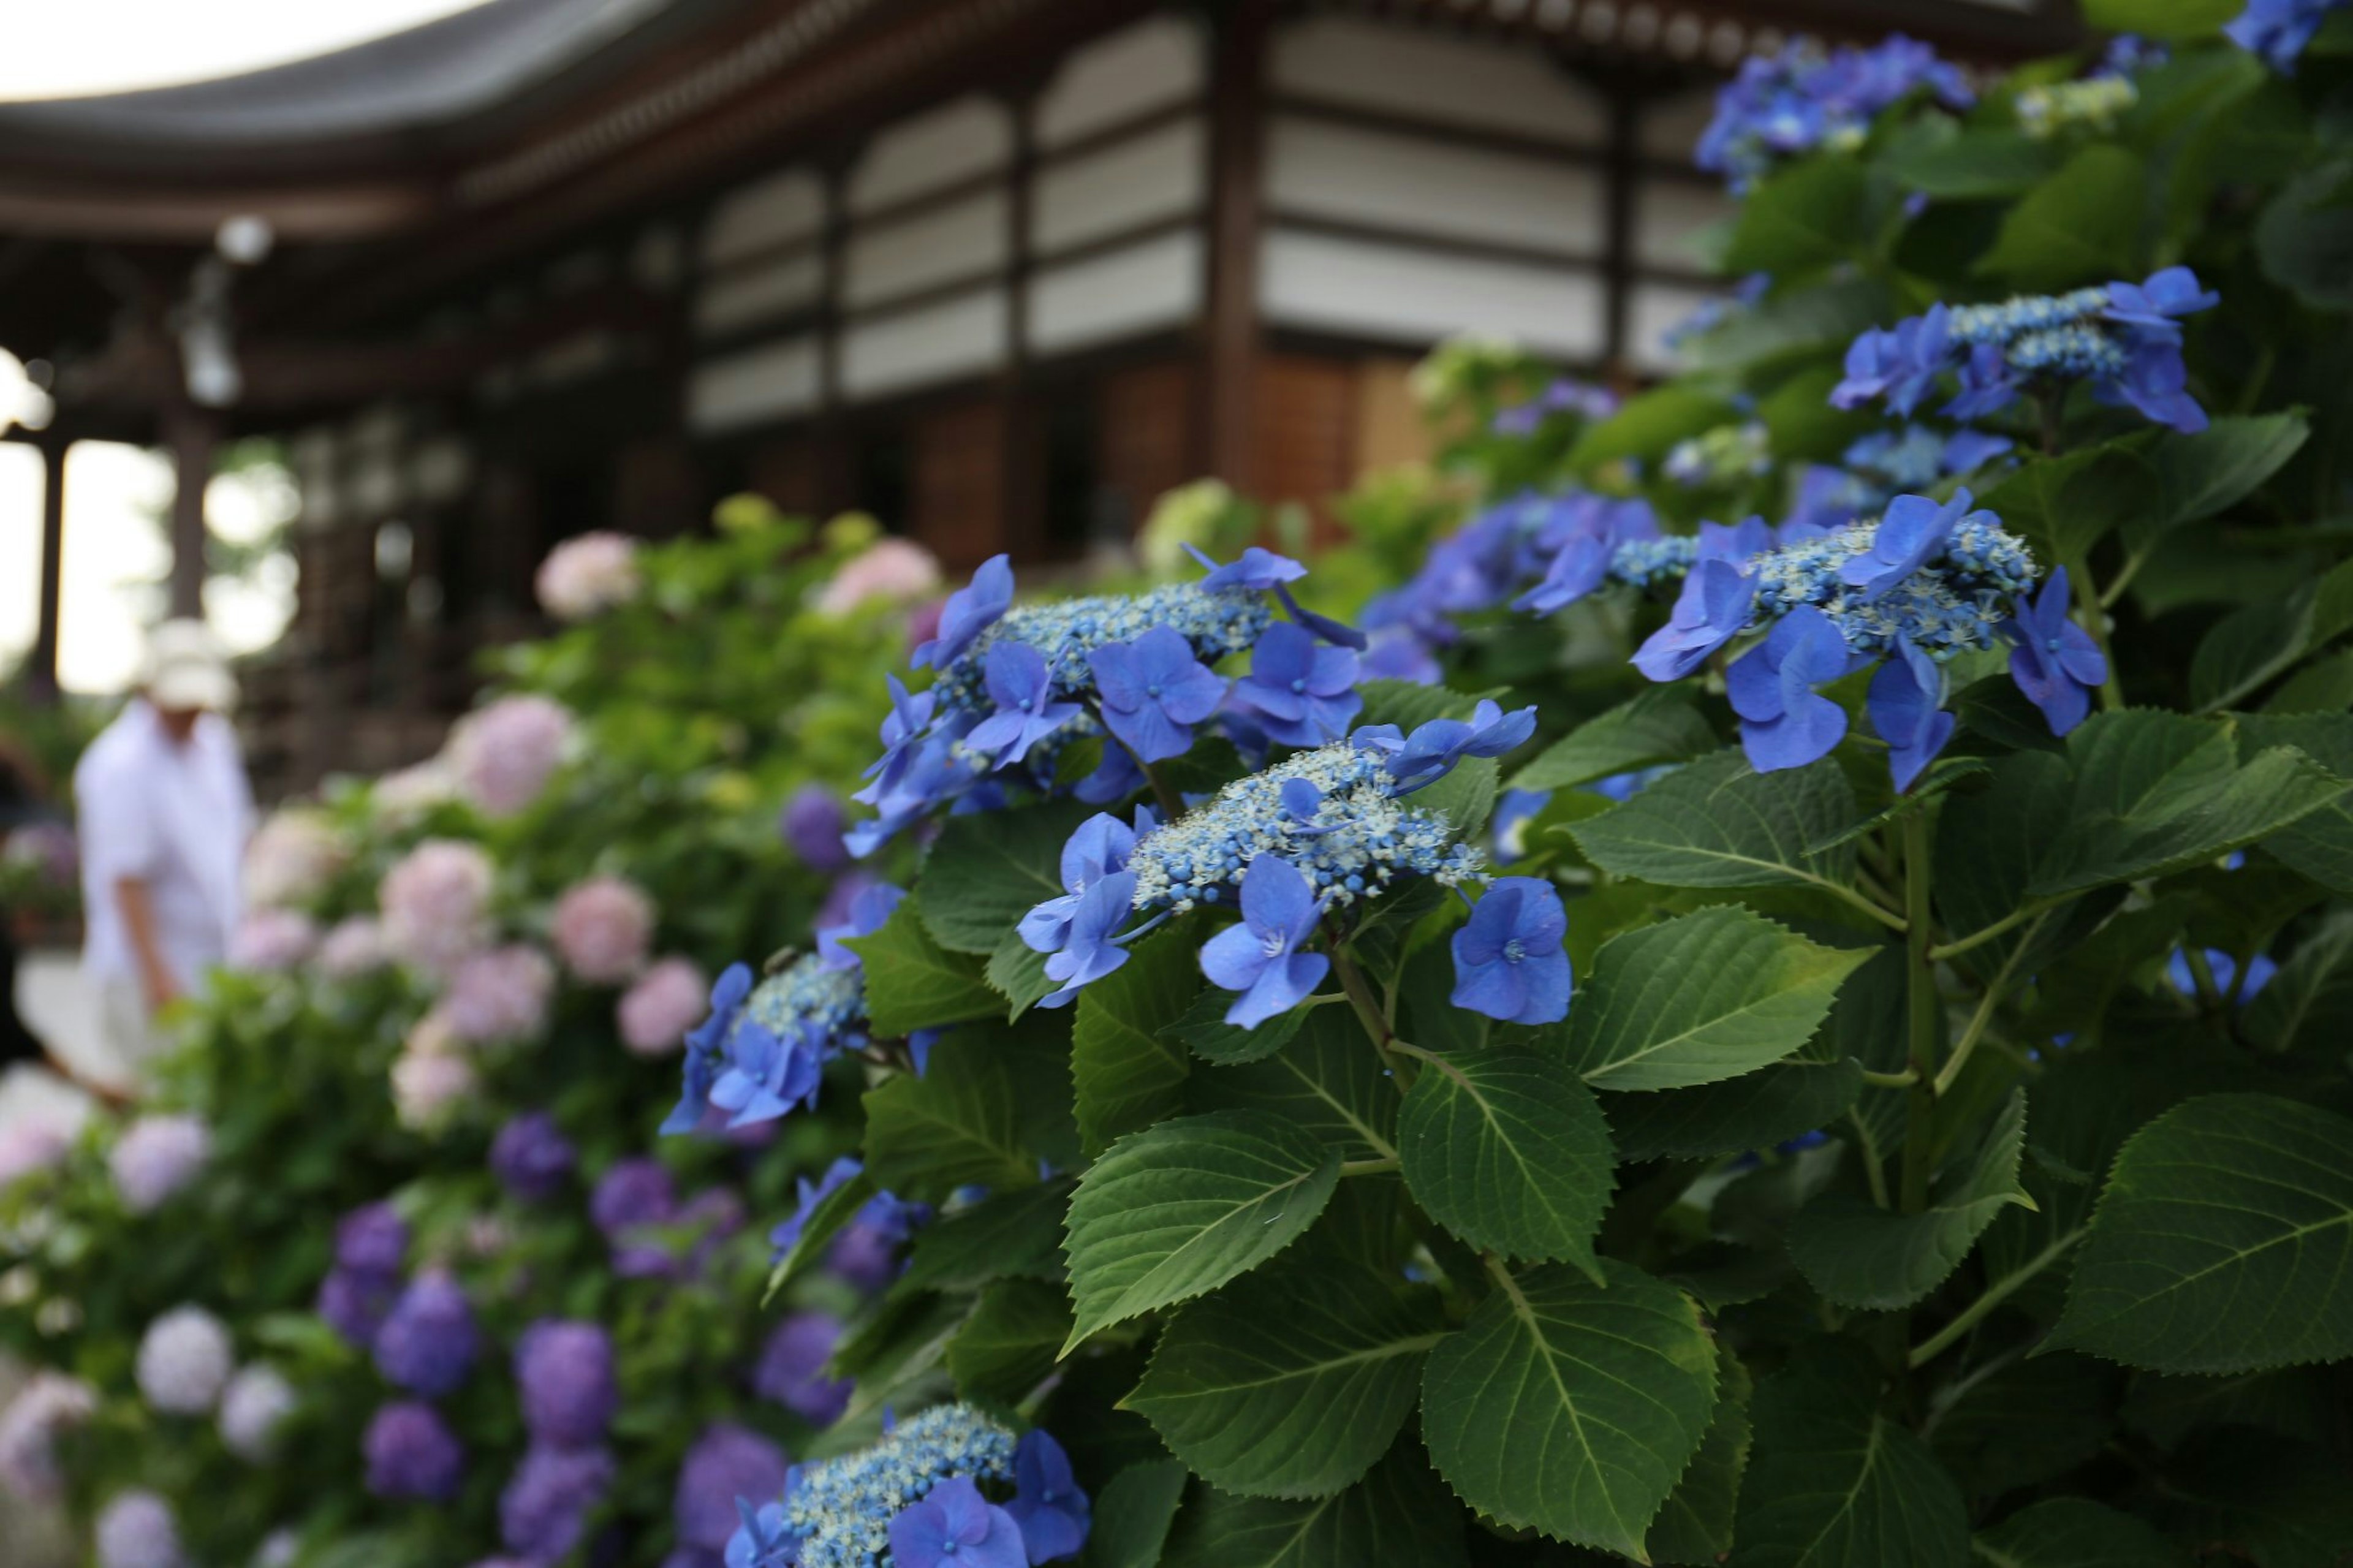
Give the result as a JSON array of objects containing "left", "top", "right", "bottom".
[{"left": 0, "top": 1, "right": 488, "bottom": 101}]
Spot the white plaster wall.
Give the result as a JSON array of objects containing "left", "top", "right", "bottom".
[
  {"left": 1271, "top": 16, "right": 1608, "bottom": 145},
  {"left": 1634, "top": 180, "right": 1736, "bottom": 271},
  {"left": 1028, "top": 228, "right": 1204, "bottom": 355},
  {"left": 1033, "top": 116, "right": 1206, "bottom": 256},
  {"left": 844, "top": 189, "right": 1009, "bottom": 308},
  {"left": 849, "top": 96, "right": 1013, "bottom": 213},
  {"left": 703, "top": 167, "right": 824, "bottom": 267},
  {"left": 1260, "top": 227, "right": 1605, "bottom": 358},
  {"left": 687, "top": 335, "right": 821, "bottom": 433},
  {"left": 1628, "top": 281, "right": 1719, "bottom": 375},
  {"left": 1036, "top": 13, "right": 1204, "bottom": 147},
  {"left": 696, "top": 251, "right": 825, "bottom": 338},
  {"left": 841, "top": 288, "right": 1008, "bottom": 400},
  {"left": 1267, "top": 116, "right": 1606, "bottom": 257}
]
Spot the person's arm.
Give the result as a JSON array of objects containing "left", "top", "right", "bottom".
[{"left": 114, "top": 875, "right": 181, "bottom": 1013}]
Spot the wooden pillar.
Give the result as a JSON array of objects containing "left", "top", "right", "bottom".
[
  {"left": 164, "top": 403, "right": 218, "bottom": 620},
  {"left": 1199, "top": 0, "right": 1273, "bottom": 493},
  {"left": 813, "top": 154, "right": 854, "bottom": 517},
  {"left": 27, "top": 436, "right": 67, "bottom": 702},
  {"left": 1601, "top": 80, "right": 1647, "bottom": 376},
  {"left": 1000, "top": 80, "right": 1045, "bottom": 558}
]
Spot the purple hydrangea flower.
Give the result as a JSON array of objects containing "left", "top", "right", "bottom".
[
  {"left": 814, "top": 879, "right": 906, "bottom": 972},
  {"left": 2006, "top": 566, "right": 2108, "bottom": 735},
  {"left": 318, "top": 1268, "right": 398, "bottom": 1349},
  {"left": 754, "top": 1312, "right": 853, "bottom": 1426},
  {"left": 1199, "top": 855, "right": 1330, "bottom": 1029},
  {"left": 828, "top": 1191, "right": 934, "bottom": 1293},
  {"left": 1006, "top": 1430, "right": 1091, "bottom": 1564},
  {"left": 1729, "top": 605, "right": 1858, "bottom": 773},
  {"left": 491, "top": 1112, "right": 577, "bottom": 1203},
  {"left": 516, "top": 1320, "right": 618, "bottom": 1447},
  {"left": 675, "top": 1424, "right": 794, "bottom": 1556},
  {"left": 889, "top": 1475, "right": 1027, "bottom": 1568},
  {"left": 770, "top": 1156, "right": 862, "bottom": 1262},
  {"left": 96, "top": 1490, "right": 184, "bottom": 1568},
  {"left": 365, "top": 1401, "right": 465, "bottom": 1502},
  {"left": 779, "top": 784, "right": 853, "bottom": 872},
  {"left": 500, "top": 1444, "right": 616, "bottom": 1564},
  {"left": 374, "top": 1272, "right": 480, "bottom": 1399},
  {"left": 1089, "top": 626, "right": 1228, "bottom": 763},
  {"left": 1228, "top": 623, "right": 1362, "bottom": 749},
  {"left": 914, "top": 555, "right": 1014, "bottom": 669},
  {"left": 1451, "top": 877, "right": 1572, "bottom": 1026},
  {"left": 336, "top": 1203, "right": 409, "bottom": 1277}
]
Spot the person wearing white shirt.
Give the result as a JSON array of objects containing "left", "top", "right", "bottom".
[{"left": 72, "top": 620, "right": 254, "bottom": 1084}]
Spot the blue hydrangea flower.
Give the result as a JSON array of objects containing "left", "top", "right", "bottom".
[
  {"left": 1838, "top": 491, "right": 1977, "bottom": 601},
  {"left": 728, "top": 1496, "right": 801, "bottom": 1568},
  {"left": 665, "top": 964, "right": 752, "bottom": 1135},
  {"left": 769, "top": 1156, "right": 862, "bottom": 1261},
  {"left": 915, "top": 555, "right": 1014, "bottom": 669},
  {"left": 757, "top": 1403, "right": 1020, "bottom": 1568},
  {"left": 1005, "top": 1431, "right": 1090, "bottom": 1565},
  {"left": 889, "top": 1475, "right": 1028, "bottom": 1568},
  {"left": 2227, "top": 0, "right": 2345, "bottom": 71},
  {"left": 2102, "top": 266, "right": 2220, "bottom": 339},
  {"left": 1199, "top": 855, "right": 1332, "bottom": 1028},
  {"left": 968, "top": 643, "right": 1083, "bottom": 768},
  {"left": 2004, "top": 566, "right": 2107, "bottom": 735},
  {"left": 1832, "top": 306, "right": 1951, "bottom": 416},
  {"left": 1089, "top": 626, "right": 1227, "bottom": 763},
  {"left": 373, "top": 1273, "right": 479, "bottom": 1399},
  {"left": 1039, "top": 872, "right": 1144, "bottom": 1006},
  {"left": 1019, "top": 812, "right": 1144, "bottom": 954},
  {"left": 681, "top": 943, "right": 877, "bottom": 1132},
  {"left": 2167, "top": 947, "right": 2280, "bottom": 1001},
  {"left": 1450, "top": 877, "right": 1571, "bottom": 1025},
  {"left": 1382, "top": 700, "right": 1537, "bottom": 792},
  {"left": 1632, "top": 559, "right": 1757, "bottom": 682},
  {"left": 2106, "top": 338, "right": 2208, "bottom": 434},
  {"left": 1492, "top": 788, "right": 1552, "bottom": 862},
  {"left": 1697, "top": 34, "right": 1971, "bottom": 191},
  {"left": 1867, "top": 642, "right": 1955, "bottom": 791},
  {"left": 1230, "top": 623, "right": 1362, "bottom": 748},
  {"left": 1730, "top": 607, "right": 1858, "bottom": 773}
]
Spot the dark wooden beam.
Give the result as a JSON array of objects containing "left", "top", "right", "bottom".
[
  {"left": 28, "top": 435, "right": 67, "bottom": 702},
  {"left": 1199, "top": 0, "right": 1273, "bottom": 493},
  {"left": 165, "top": 403, "right": 217, "bottom": 621}
]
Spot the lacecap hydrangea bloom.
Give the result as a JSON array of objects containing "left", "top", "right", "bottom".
[
  {"left": 536, "top": 531, "right": 642, "bottom": 621},
  {"left": 1832, "top": 267, "right": 2221, "bottom": 433},
  {"left": 727, "top": 1404, "right": 1087, "bottom": 1568},
  {"left": 552, "top": 874, "right": 654, "bottom": 983},
  {"left": 1697, "top": 32, "right": 1971, "bottom": 191},
  {"left": 1615, "top": 491, "right": 2102, "bottom": 786},
  {"left": 108, "top": 1113, "right": 211, "bottom": 1214},
  {"left": 620, "top": 956, "right": 708, "bottom": 1056},
  {"left": 96, "top": 1490, "right": 186, "bottom": 1568},
  {"left": 135, "top": 1305, "right": 235, "bottom": 1415},
  {"left": 664, "top": 882, "right": 903, "bottom": 1135},
  {"left": 379, "top": 838, "right": 494, "bottom": 975},
  {"left": 848, "top": 547, "right": 1364, "bottom": 854},
  {"left": 449, "top": 694, "right": 575, "bottom": 817},
  {"left": 1020, "top": 707, "right": 1574, "bottom": 1028}
]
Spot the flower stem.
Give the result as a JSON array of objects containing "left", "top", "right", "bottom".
[
  {"left": 1931, "top": 909, "right": 2048, "bottom": 1098},
  {"left": 1329, "top": 943, "right": 1417, "bottom": 1091},
  {"left": 1898, "top": 809, "right": 1942, "bottom": 1216},
  {"left": 1907, "top": 1229, "right": 2084, "bottom": 1368},
  {"left": 1135, "top": 754, "right": 1183, "bottom": 820}
]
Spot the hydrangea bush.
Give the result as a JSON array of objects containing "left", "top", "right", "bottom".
[{"left": 671, "top": 9, "right": 2353, "bottom": 1566}]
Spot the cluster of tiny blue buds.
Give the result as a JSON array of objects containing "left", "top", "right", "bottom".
[
  {"left": 1127, "top": 742, "right": 1485, "bottom": 916},
  {"left": 1750, "top": 513, "right": 2038, "bottom": 661},
  {"left": 741, "top": 956, "right": 865, "bottom": 1047},
  {"left": 783, "top": 1404, "right": 1018, "bottom": 1568},
  {"left": 931, "top": 585, "right": 1270, "bottom": 718}
]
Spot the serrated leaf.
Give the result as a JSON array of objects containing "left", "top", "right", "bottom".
[
  {"left": 1605, "top": 1058, "right": 1866, "bottom": 1162},
  {"left": 1398, "top": 1045, "right": 1615, "bottom": 1274},
  {"left": 896, "top": 1182, "right": 1070, "bottom": 1294},
  {"left": 863, "top": 1028, "right": 1041, "bottom": 1202},
  {"left": 1083, "top": 1460, "right": 1189, "bottom": 1568},
  {"left": 1788, "top": 1089, "right": 2033, "bottom": 1310},
  {"left": 831, "top": 1292, "right": 971, "bottom": 1425},
  {"left": 2048, "top": 1093, "right": 2353, "bottom": 1373},
  {"left": 2140, "top": 412, "right": 2311, "bottom": 540},
  {"left": 1420, "top": 1260, "right": 1718, "bottom": 1558},
  {"left": 1927, "top": 1352, "right": 2118, "bottom": 1498},
  {"left": 1159, "top": 1440, "right": 1467, "bottom": 1568},
  {"left": 1063, "top": 1110, "right": 1341, "bottom": 1351},
  {"left": 1567, "top": 906, "right": 1873, "bottom": 1091},
  {"left": 1127, "top": 1263, "right": 1445, "bottom": 1499},
  {"left": 1508, "top": 688, "right": 1718, "bottom": 793},
  {"left": 1730, "top": 1341, "right": 1971, "bottom": 1568},
  {"left": 1571, "top": 751, "right": 1863, "bottom": 895},
  {"left": 1185, "top": 1006, "right": 1398, "bottom": 1162},
  {"left": 2244, "top": 914, "right": 2353, "bottom": 1055},
  {"left": 2238, "top": 710, "right": 2353, "bottom": 895},
  {"left": 946, "top": 1277, "right": 1071, "bottom": 1404},
  {"left": 1162, "top": 985, "right": 1310, "bottom": 1066},
  {"left": 1881, "top": 126, "right": 2058, "bottom": 198},
  {"left": 1977, "top": 143, "right": 2146, "bottom": 290},
  {"left": 1569, "top": 387, "right": 1740, "bottom": 472},
  {"left": 1978, "top": 437, "right": 2159, "bottom": 562},
  {"left": 1648, "top": 1345, "right": 1754, "bottom": 1567},
  {"left": 1970, "top": 1498, "right": 2177, "bottom": 1568},
  {"left": 920, "top": 800, "right": 1096, "bottom": 953},
  {"left": 985, "top": 926, "right": 1058, "bottom": 1020},
  {"left": 846, "top": 898, "right": 1002, "bottom": 1036},
  {"left": 1679, "top": 278, "right": 1896, "bottom": 373},
  {"left": 1074, "top": 930, "right": 1198, "bottom": 1155},
  {"left": 1722, "top": 156, "right": 1871, "bottom": 276}
]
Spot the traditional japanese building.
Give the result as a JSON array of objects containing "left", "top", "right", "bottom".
[{"left": 0, "top": 0, "right": 2072, "bottom": 790}]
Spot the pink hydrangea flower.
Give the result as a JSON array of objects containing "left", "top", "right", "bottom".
[
  {"left": 816, "top": 537, "right": 943, "bottom": 615},
  {"left": 442, "top": 945, "right": 555, "bottom": 1045},
  {"left": 318, "top": 916, "right": 392, "bottom": 979},
  {"left": 448, "top": 696, "right": 574, "bottom": 818},
  {"left": 551, "top": 876, "right": 654, "bottom": 985},
  {"left": 0, "top": 1373, "right": 96, "bottom": 1502},
  {"left": 108, "top": 1114, "right": 211, "bottom": 1214},
  {"left": 393, "top": 1015, "right": 478, "bottom": 1134},
  {"left": 380, "top": 839, "right": 494, "bottom": 977},
  {"left": 617, "top": 957, "right": 707, "bottom": 1057},
  {"left": 0, "top": 1118, "right": 72, "bottom": 1188},
  {"left": 230, "top": 909, "right": 317, "bottom": 972},
  {"left": 534, "top": 532, "right": 640, "bottom": 621},
  {"left": 243, "top": 811, "right": 347, "bottom": 909}
]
